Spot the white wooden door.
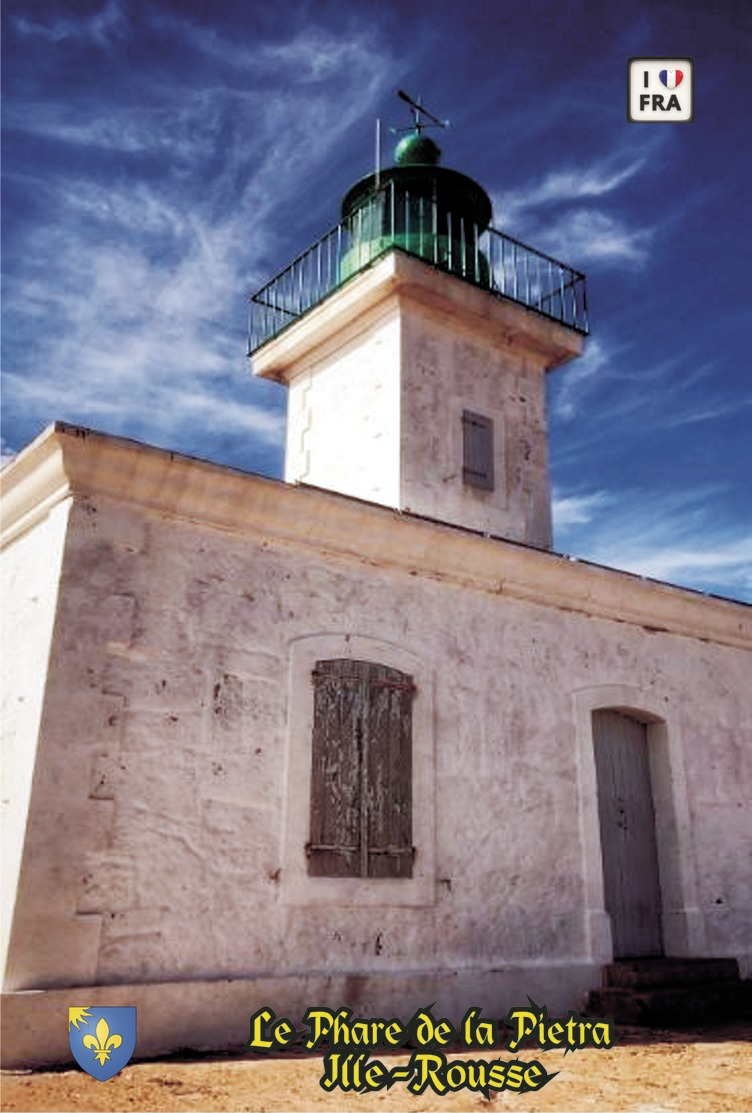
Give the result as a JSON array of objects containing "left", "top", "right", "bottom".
[{"left": 593, "top": 710, "right": 663, "bottom": 957}]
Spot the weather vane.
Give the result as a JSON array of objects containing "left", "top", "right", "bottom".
[{"left": 394, "top": 89, "right": 450, "bottom": 135}]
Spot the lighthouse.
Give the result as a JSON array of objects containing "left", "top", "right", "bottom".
[
  {"left": 249, "top": 96, "right": 588, "bottom": 548},
  {"left": 2, "top": 97, "right": 751, "bottom": 1073}
]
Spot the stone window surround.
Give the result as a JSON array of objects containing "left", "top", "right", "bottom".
[{"left": 279, "top": 633, "right": 437, "bottom": 907}]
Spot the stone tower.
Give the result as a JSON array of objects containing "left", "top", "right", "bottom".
[{"left": 249, "top": 116, "right": 587, "bottom": 548}]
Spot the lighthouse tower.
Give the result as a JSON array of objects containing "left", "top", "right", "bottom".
[{"left": 249, "top": 106, "right": 587, "bottom": 549}]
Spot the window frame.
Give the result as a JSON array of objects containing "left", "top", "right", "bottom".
[{"left": 280, "top": 634, "right": 436, "bottom": 907}]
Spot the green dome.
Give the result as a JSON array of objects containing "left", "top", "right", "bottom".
[
  {"left": 394, "top": 132, "right": 441, "bottom": 166},
  {"left": 339, "top": 125, "right": 493, "bottom": 289}
]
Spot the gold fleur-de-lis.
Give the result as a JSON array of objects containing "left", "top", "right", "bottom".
[{"left": 82, "top": 1017, "right": 122, "bottom": 1065}]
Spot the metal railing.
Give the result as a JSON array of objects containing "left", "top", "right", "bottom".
[{"left": 249, "top": 188, "right": 588, "bottom": 352}]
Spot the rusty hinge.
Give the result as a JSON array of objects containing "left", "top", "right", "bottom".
[
  {"left": 307, "top": 843, "right": 416, "bottom": 858},
  {"left": 368, "top": 846, "right": 417, "bottom": 858},
  {"left": 306, "top": 842, "right": 359, "bottom": 856}
]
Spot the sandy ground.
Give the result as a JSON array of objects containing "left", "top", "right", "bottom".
[{"left": 2, "top": 1022, "right": 751, "bottom": 1113}]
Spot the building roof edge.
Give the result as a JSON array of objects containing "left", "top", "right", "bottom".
[{"left": 2, "top": 422, "right": 749, "bottom": 648}]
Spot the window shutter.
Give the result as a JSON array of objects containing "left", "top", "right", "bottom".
[
  {"left": 309, "top": 661, "right": 363, "bottom": 877},
  {"left": 308, "top": 659, "right": 414, "bottom": 879},
  {"left": 462, "top": 410, "right": 495, "bottom": 491},
  {"left": 365, "top": 665, "right": 414, "bottom": 879}
]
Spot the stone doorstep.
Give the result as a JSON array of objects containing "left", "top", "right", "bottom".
[
  {"left": 603, "top": 956, "right": 742, "bottom": 990},
  {"left": 586, "top": 979, "right": 752, "bottom": 1027}
]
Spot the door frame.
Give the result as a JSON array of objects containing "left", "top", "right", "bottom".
[
  {"left": 573, "top": 685, "right": 706, "bottom": 963},
  {"left": 592, "top": 709, "right": 663, "bottom": 957}
]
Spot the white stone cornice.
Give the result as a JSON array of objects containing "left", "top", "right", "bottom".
[
  {"left": 0, "top": 427, "right": 72, "bottom": 548},
  {"left": 2, "top": 422, "right": 749, "bottom": 649}
]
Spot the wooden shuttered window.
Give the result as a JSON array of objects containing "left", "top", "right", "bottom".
[
  {"left": 462, "top": 410, "right": 495, "bottom": 491},
  {"left": 308, "top": 659, "right": 414, "bottom": 879}
]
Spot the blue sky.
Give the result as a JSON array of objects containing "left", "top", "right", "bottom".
[{"left": 2, "top": 0, "right": 750, "bottom": 601}]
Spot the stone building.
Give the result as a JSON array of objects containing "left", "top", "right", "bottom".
[{"left": 2, "top": 125, "right": 750, "bottom": 1067}]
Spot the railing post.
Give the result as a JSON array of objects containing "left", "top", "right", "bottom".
[
  {"left": 431, "top": 184, "right": 438, "bottom": 265},
  {"left": 316, "top": 238, "right": 322, "bottom": 301},
  {"left": 419, "top": 194, "right": 424, "bottom": 259},
  {"left": 248, "top": 219, "right": 588, "bottom": 353}
]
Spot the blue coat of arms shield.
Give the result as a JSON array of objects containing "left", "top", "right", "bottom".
[{"left": 69, "top": 1007, "right": 137, "bottom": 1081}]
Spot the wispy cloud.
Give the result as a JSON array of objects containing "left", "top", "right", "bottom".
[
  {"left": 5, "top": 106, "right": 197, "bottom": 157},
  {"left": 492, "top": 143, "right": 661, "bottom": 268},
  {"left": 538, "top": 210, "right": 652, "bottom": 266},
  {"left": 2, "top": 19, "right": 397, "bottom": 468},
  {"left": 659, "top": 396, "right": 752, "bottom": 431},
  {"left": 554, "top": 483, "right": 752, "bottom": 601},
  {"left": 498, "top": 148, "right": 650, "bottom": 221},
  {"left": 550, "top": 335, "right": 613, "bottom": 421},
  {"left": 149, "top": 10, "right": 380, "bottom": 84},
  {"left": 618, "top": 538, "right": 752, "bottom": 590},
  {"left": 3, "top": 222, "right": 280, "bottom": 445},
  {"left": 551, "top": 339, "right": 743, "bottom": 441},
  {"left": 13, "top": 0, "right": 126, "bottom": 46},
  {"left": 552, "top": 489, "right": 613, "bottom": 528}
]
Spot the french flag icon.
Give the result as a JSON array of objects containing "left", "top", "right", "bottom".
[{"left": 659, "top": 69, "right": 683, "bottom": 89}]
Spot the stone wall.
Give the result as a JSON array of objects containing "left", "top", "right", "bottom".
[
  {"left": 2, "top": 426, "right": 750, "bottom": 1064},
  {"left": 1, "top": 496, "right": 71, "bottom": 984}
]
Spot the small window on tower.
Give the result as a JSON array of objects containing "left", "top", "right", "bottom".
[{"left": 462, "top": 410, "right": 494, "bottom": 491}]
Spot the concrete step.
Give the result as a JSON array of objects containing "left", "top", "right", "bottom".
[
  {"left": 586, "top": 977, "right": 752, "bottom": 1028},
  {"left": 603, "top": 956, "right": 741, "bottom": 990}
]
